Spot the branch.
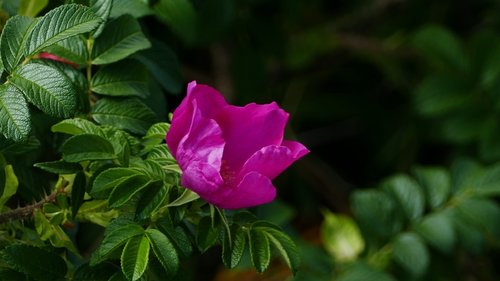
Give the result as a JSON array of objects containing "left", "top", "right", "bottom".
[{"left": 0, "top": 190, "right": 59, "bottom": 225}]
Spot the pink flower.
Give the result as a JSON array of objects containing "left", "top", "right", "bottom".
[{"left": 166, "top": 81, "right": 309, "bottom": 209}]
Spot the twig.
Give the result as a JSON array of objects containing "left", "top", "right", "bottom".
[{"left": 0, "top": 190, "right": 59, "bottom": 225}]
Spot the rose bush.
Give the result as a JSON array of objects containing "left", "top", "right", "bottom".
[{"left": 167, "top": 81, "right": 309, "bottom": 209}]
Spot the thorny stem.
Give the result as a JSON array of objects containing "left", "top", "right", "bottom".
[{"left": 0, "top": 180, "right": 68, "bottom": 225}]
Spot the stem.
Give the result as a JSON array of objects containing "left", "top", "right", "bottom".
[{"left": 0, "top": 190, "right": 59, "bottom": 224}]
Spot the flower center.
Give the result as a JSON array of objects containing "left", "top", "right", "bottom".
[{"left": 220, "top": 160, "right": 236, "bottom": 184}]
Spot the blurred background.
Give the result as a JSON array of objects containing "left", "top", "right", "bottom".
[{"left": 135, "top": 0, "right": 500, "bottom": 280}]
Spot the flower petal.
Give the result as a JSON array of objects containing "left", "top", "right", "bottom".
[
  {"left": 217, "top": 102, "right": 289, "bottom": 170},
  {"left": 239, "top": 141, "right": 309, "bottom": 181},
  {"left": 216, "top": 172, "right": 276, "bottom": 209},
  {"left": 176, "top": 100, "right": 225, "bottom": 171},
  {"left": 181, "top": 161, "right": 224, "bottom": 197},
  {"left": 166, "top": 81, "right": 227, "bottom": 156}
]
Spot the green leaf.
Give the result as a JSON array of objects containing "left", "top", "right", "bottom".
[
  {"left": 25, "top": 4, "right": 101, "bottom": 56},
  {"left": 135, "top": 182, "right": 167, "bottom": 220},
  {"left": 253, "top": 222, "right": 300, "bottom": 275},
  {"left": 72, "top": 171, "right": 87, "bottom": 218},
  {"left": 134, "top": 39, "right": 182, "bottom": 94},
  {"left": 91, "top": 223, "right": 144, "bottom": 265},
  {"left": 415, "top": 212, "right": 455, "bottom": 254},
  {"left": 90, "top": 167, "right": 142, "bottom": 198},
  {"left": 383, "top": 175, "right": 425, "bottom": 221},
  {"left": 153, "top": 0, "right": 197, "bottom": 45},
  {"left": 91, "top": 60, "right": 149, "bottom": 98},
  {"left": 0, "top": 15, "right": 36, "bottom": 73},
  {"left": 108, "top": 175, "right": 152, "bottom": 208},
  {"left": 73, "top": 263, "right": 116, "bottom": 281},
  {"left": 0, "top": 268, "right": 27, "bottom": 281},
  {"left": 412, "top": 25, "right": 469, "bottom": 72},
  {"left": 351, "top": 190, "right": 401, "bottom": 239},
  {"left": 10, "top": 63, "right": 78, "bottom": 117},
  {"left": 0, "top": 84, "right": 31, "bottom": 141},
  {"left": 92, "top": 14, "right": 151, "bottom": 65},
  {"left": 0, "top": 165, "right": 18, "bottom": 209},
  {"left": 222, "top": 226, "right": 246, "bottom": 269},
  {"left": 34, "top": 160, "right": 82, "bottom": 174},
  {"left": 18, "top": 0, "right": 48, "bottom": 17},
  {"left": 2, "top": 244, "right": 67, "bottom": 281},
  {"left": 110, "top": 0, "right": 153, "bottom": 18},
  {"left": 144, "top": 122, "right": 169, "bottom": 140},
  {"left": 92, "top": 98, "right": 157, "bottom": 135},
  {"left": 321, "top": 210, "right": 364, "bottom": 262},
  {"left": 338, "top": 262, "right": 397, "bottom": 281},
  {"left": 168, "top": 188, "right": 199, "bottom": 207},
  {"left": 121, "top": 235, "right": 150, "bottom": 281},
  {"left": 196, "top": 216, "right": 220, "bottom": 252},
  {"left": 42, "top": 35, "right": 88, "bottom": 66},
  {"left": 456, "top": 198, "right": 500, "bottom": 235},
  {"left": 146, "top": 229, "right": 179, "bottom": 275},
  {"left": 248, "top": 228, "right": 271, "bottom": 273},
  {"left": 52, "top": 118, "right": 101, "bottom": 135},
  {"left": 450, "top": 158, "right": 482, "bottom": 193},
  {"left": 90, "top": 0, "right": 113, "bottom": 38},
  {"left": 413, "top": 166, "right": 451, "bottom": 209},
  {"left": 61, "top": 134, "right": 116, "bottom": 162},
  {"left": 391, "top": 233, "right": 429, "bottom": 277},
  {"left": 157, "top": 219, "right": 193, "bottom": 258}
]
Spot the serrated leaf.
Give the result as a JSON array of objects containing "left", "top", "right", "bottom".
[
  {"left": 72, "top": 171, "right": 87, "bottom": 218},
  {"left": 91, "top": 223, "right": 144, "bottom": 265},
  {"left": 91, "top": 167, "right": 142, "bottom": 198},
  {"left": 157, "top": 219, "right": 193, "bottom": 258},
  {"left": 92, "top": 98, "right": 156, "bottom": 135},
  {"left": 121, "top": 235, "right": 150, "bottom": 281},
  {"left": 153, "top": 0, "right": 197, "bottom": 45},
  {"left": 134, "top": 39, "right": 182, "bottom": 94},
  {"left": 321, "top": 211, "right": 364, "bottom": 263},
  {"left": 0, "top": 135, "right": 39, "bottom": 154},
  {"left": 392, "top": 233, "right": 429, "bottom": 277},
  {"left": 146, "top": 229, "right": 179, "bottom": 275},
  {"left": 0, "top": 15, "right": 36, "bottom": 73},
  {"left": 61, "top": 134, "right": 116, "bottom": 162},
  {"left": 108, "top": 175, "right": 152, "bottom": 208},
  {"left": 42, "top": 36, "right": 88, "bottom": 66},
  {"left": 383, "top": 175, "right": 425, "bottom": 221},
  {"left": 413, "top": 166, "right": 451, "bottom": 209},
  {"left": 135, "top": 182, "right": 167, "bottom": 220},
  {"left": 168, "top": 188, "right": 199, "bottom": 207},
  {"left": 110, "top": 0, "right": 153, "bottom": 18},
  {"left": 0, "top": 84, "right": 31, "bottom": 141},
  {"left": 92, "top": 14, "right": 150, "bottom": 65},
  {"left": 25, "top": 4, "right": 102, "bottom": 56},
  {"left": 34, "top": 160, "right": 82, "bottom": 174},
  {"left": 144, "top": 122, "right": 169, "bottom": 140},
  {"left": 90, "top": 0, "right": 113, "bottom": 38},
  {"left": 2, "top": 244, "right": 67, "bottom": 281},
  {"left": 19, "top": 0, "right": 48, "bottom": 17},
  {"left": 249, "top": 228, "right": 271, "bottom": 273},
  {"left": 52, "top": 118, "right": 101, "bottom": 135},
  {"left": 91, "top": 60, "right": 149, "bottom": 97},
  {"left": 10, "top": 63, "right": 78, "bottom": 117},
  {"left": 415, "top": 212, "right": 455, "bottom": 254},
  {"left": 196, "top": 216, "right": 220, "bottom": 252},
  {"left": 222, "top": 226, "right": 245, "bottom": 269}
]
